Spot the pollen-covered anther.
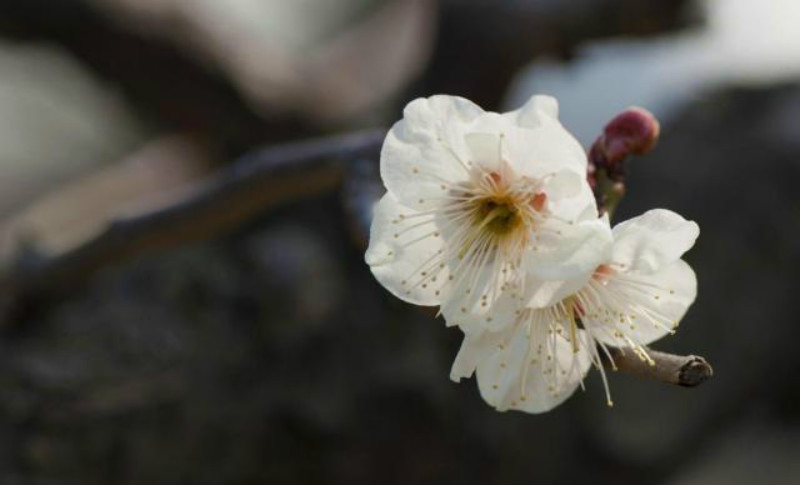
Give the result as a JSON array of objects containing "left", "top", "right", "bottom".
[
  {"left": 474, "top": 196, "right": 523, "bottom": 236},
  {"left": 530, "top": 192, "right": 547, "bottom": 212},
  {"left": 592, "top": 264, "right": 616, "bottom": 283}
]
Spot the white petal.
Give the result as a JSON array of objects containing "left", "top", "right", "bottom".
[
  {"left": 541, "top": 169, "right": 582, "bottom": 201},
  {"left": 585, "top": 259, "right": 697, "bottom": 347},
  {"left": 380, "top": 96, "right": 484, "bottom": 209},
  {"left": 546, "top": 172, "right": 599, "bottom": 223},
  {"left": 474, "top": 322, "right": 592, "bottom": 413},
  {"left": 461, "top": 113, "right": 520, "bottom": 172},
  {"left": 501, "top": 94, "right": 585, "bottom": 177},
  {"left": 611, "top": 209, "right": 700, "bottom": 274},
  {"left": 525, "top": 274, "right": 590, "bottom": 309},
  {"left": 526, "top": 215, "right": 613, "bottom": 281},
  {"left": 464, "top": 132, "right": 501, "bottom": 168},
  {"left": 439, "top": 261, "right": 522, "bottom": 333},
  {"left": 501, "top": 122, "right": 587, "bottom": 179},
  {"left": 502, "top": 94, "right": 559, "bottom": 128},
  {"left": 365, "top": 193, "right": 448, "bottom": 306},
  {"left": 450, "top": 325, "right": 513, "bottom": 382}
]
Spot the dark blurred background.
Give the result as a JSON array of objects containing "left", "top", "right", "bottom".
[{"left": 0, "top": 0, "right": 798, "bottom": 483}]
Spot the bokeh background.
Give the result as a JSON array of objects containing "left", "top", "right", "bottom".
[{"left": 0, "top": 0, "right": 798, "bottom": 483}]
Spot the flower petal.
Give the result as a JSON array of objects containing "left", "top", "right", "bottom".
[
  {"left": 464, "top": 132, "right": 501, "bottom": 168},
  {"left": 472, "top": 322, "right": 592, "bottom": 413},
  {"left": 611, "top": 209, "right": 700, "bottom": 274},
  {"left": 380, "top": 96, "right": 485, "bottom": 209},
  {"left": 503, "top": 94, "right": 559, "bottom": 129},
  {"left": 365, "top": 193, "right": 448, "bottom": 306},
  {"left": 541, "top": 169, "right": 582, "bottom": 201},
  {"left": 450, "top": 325, "right": 513, "bottom": 382},
  {"left": 526, "top": 215, "right": 613, "bottom": 281},
  {"left": 501, "top": 121, "right": 587, "bottom": 179},
  {"left": 545, "top": 171, "right": 599, "bottom": 223},
  {"left": 525, "top": 274, "right": 591, "bottom": 309},
  {"left": 585, "top": 259, "right": 697, "bottom": 347},
  {"left": 439, "top": 260, "right": 522, "bottom": 332}
]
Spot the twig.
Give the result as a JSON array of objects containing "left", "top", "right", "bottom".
[
  {"left": 0, "top": 129, "right": 385, "bottom": 315},
  {"left": 608, "top": 347, "right": 713, "bottom": 387}
]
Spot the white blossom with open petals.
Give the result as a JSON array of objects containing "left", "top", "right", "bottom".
[
  {"left": 450, "top": 209, "right": 699, "bottom": 412},
  {"left": 578, "top": 209, "right": 699, "bottom": 369},
  {"left": 365, "top": 95, "right": 609, "bottom": 330},
  {"left": 451, "top": 315, "right": 593, "bottom": 413}
]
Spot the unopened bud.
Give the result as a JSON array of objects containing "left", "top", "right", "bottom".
[
  {"left": 590, "top": 107, "right": 660, "bottom": 172},
  {"left": 588, "top": 107, "right": 660, "bottom": 216},
  {"left": 603, "top": 107, "right": 660, "bottom": 162}
]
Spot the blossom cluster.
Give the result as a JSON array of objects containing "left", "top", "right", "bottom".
[{"left": 365, "top": 95, "right": 698, "bottom": 413}]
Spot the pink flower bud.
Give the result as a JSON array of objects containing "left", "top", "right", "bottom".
[
  {"left": 593, "top": 107, "right": 660, "bottom": 166},
  {"left": 604, "top": 107, "right": 660, "bottom": 160},
  {"left": 588, "top": 107, "right": 660, "bottom": 215}
]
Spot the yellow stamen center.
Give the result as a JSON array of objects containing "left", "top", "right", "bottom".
[{"left": 476, "top": 198, "right": 521, "bottom": 235}]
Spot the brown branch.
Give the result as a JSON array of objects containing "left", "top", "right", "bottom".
[
  {"left": 607, "top": 347, "right": 713, "bottom": 387},
  {"left": 0, "top": 129, "right": 385, "bottom": 314}
]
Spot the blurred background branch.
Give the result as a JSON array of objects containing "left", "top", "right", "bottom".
[{"left": 0, "top": 130, "right": 384, "bottom": 318}]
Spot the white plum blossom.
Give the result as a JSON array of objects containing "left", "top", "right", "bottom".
[
  {"left": 365, "top": 95, "right": 610, "bottom": 330},
  {"left": 449, "top": 311, "right": 595, "bottom": 413},
  {"left": 450, "top": 209, "right": 699, "bottom": 413}
]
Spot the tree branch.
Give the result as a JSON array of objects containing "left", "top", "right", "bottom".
[
  {"left": 608, "top": 347, "right": 713, "bottom": 387},
  {"left": 0, "top": 129, "right": 385, "bottom": 308}
]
